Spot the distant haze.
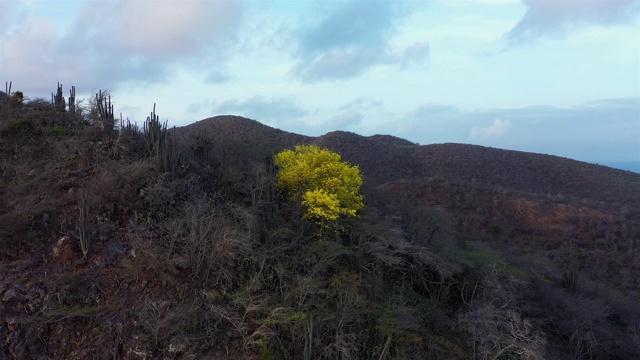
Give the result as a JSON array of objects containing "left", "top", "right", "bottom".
[{"left": 1, "top": 0, "right": 638, "bottom": 167}]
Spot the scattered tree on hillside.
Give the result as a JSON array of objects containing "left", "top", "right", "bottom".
[{"left": 275, "top": 145, "right": 364, "bottom": 225}]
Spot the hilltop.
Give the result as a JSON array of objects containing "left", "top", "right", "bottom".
[
  {"left": 1, "top": 103, "right": 639, "bottom": 359},
  {"left": 180, "top": 116, "right": 640, "bottom": 207}
]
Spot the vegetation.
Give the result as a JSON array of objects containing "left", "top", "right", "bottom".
[
  {"left": 275, "top": 144, "right": 364, "bottom": 225},
  {"left": 0, "top": 85, "right": 639, "bottom": 359}
]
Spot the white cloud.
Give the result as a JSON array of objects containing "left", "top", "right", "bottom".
[
  {"left": 504, "top": 0, "right": 640, "bottom": 46},
  {"left": 85, "top": 0, "right": 242, "bottom": 60},
  {"left": 470, "top": 118, "right": 512, "bottom": 139},
  {"left": 0, "top": 0, "right": 243, "bottom": 94},
  {"left": 290, "top": 0, "right": 419, "bottom": 81}
]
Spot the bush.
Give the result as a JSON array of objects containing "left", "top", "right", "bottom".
[
  {"left": 275, "top": 145, "right": 364, "bottom": 225},
  {"left": 1, "top": 117, "right": 34, "bottom": 135},
  {"left": 47, "top": 125, "right": 68, "bottom": 136}
]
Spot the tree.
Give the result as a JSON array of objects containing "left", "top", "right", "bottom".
[{"left": 275, "top": 145, "right": 364, "bottom": 224}]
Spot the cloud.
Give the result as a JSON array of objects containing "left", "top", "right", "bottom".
[
  {"left": 402, "top": 41, "right": 430, "bottom": 66},
  {"left": 504, "top": 0, "right": 640, "bottom": 45},
  {"left": 0, "top": 0, "right": 27, "bottom": 35},
  {"left": 205, "top": 70, "right": 232, "bottom": 84},
  {"left": 186, "top": 100, "right": 217, "bottom": 116},
  {"left": 74, "top": 0, "right": 242, "bottom": 60},
  {"left": 290, "top": 0, "right": 423, "bottom": 81},
  {"left": 371, "top": 97, "right": 639, "bottom": 162},
  {"left": 213, "top": 96, "right": 309, "bottom": 122},
  {"left": 0, "top": 1, "right": 243, "bottom": 95},
  {"left": 470, "top": 118, "right": 511, "bottom": 139},
  {"left": 323, "top": 111, "right": 364, "bottom": 129},
  {"left": 338, "top": 97, "right": 384, "bottom": 111}
]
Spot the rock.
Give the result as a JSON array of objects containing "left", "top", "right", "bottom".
[{"left": 52, "top": 236, "right": 75, "bottom": 262}]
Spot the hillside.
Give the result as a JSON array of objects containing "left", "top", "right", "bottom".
[
  {"left": 1, "top": 103, "right": 640, "bottom": 360},
  {"left": 179, "top": 116, "right": 640, "bottom": 207}
]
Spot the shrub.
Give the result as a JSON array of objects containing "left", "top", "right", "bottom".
[
  {"left": 1, "top": 117, "right": 34, "bottom": 135},
  {"left": 47, "top": 125, "right": 68, "bottom": 136},
  {"left": 275, "top": 145, "right": 364, "bottom": 225}
]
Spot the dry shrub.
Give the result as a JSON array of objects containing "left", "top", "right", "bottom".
[
  {"left": 205, "top": 290, "right": 277, "bottom": 350},
  {"left": 353, "top": 220, "right": 461, "bottom": 304},
  {"left": 457, "top": 304, "right": 547, "bottom": 360},
  {"left": 454, "top": 258, "right": 547, "bottom": 360},
  {"left": 537, "top": 286, "right": 617, "bottom": 359},
  {"left": 180, "top": 200, "right": 252, "bottom": 287},
  {"left": 87, "top": 160, "right": 153, "bottom": 218}
]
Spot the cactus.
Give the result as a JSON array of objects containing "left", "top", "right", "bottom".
[
  {"left": 156, "top": 125, "right": 178, "bottom": 178},
  {"left": 94, "top": 89, "right": 115, "bottom": 132},
  {"left": 52, "top": 82, "right": 66, "bottom": 112},
  {"left": 143, "top": 104, "right": 163, "bottom": 157},
  {"left": 143, "top": 104, "right": 178, "bottom": 177},
  {"left": 562, "top": 270, "right": 578, "bottom": 292},
  {"left": 78, "top": 191, "right": 91, "bottom": 257},
  {"left": 120, "top": 115, "right": 141, "bottom": 137},
  {"left": 68, "top": 85, "right": 76, "bottom": 116},
  {"left": 4, "top": 81, "right": 11, "bottom": 111}
]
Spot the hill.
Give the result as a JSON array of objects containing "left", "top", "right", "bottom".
[
  {"left": 1, "top": 105, "right": 639, "bottom": 360},
  {"left": 179, "top": 116, "right": 640, "bottom": 208}
]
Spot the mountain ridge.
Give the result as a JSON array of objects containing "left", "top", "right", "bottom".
[{"left": 178, "top": 115, "right": 640, "bottom": 207}]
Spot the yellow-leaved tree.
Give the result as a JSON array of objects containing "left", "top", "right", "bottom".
[{"left": 275, "top": 145, "right": 364, "bottom": 224}]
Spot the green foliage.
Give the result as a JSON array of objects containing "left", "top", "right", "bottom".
[
  {"left": 12, "top": 91, "right": 24, "bottom": 107},
  {"left": 1, "top": 117, "right": 34, "bottom": 135},
  {"left": 258, "top": 339, "right": 277, "bottom": 360},
  {"left": 47, "top": 125, "right": 68, "bottom": 136},
  {"left": 275, "top": 145, "right": 364, "bottom": 224}
]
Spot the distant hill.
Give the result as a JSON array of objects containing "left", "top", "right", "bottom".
[{"left": 178, "top": 115, "right": 640, "bottom": 208}]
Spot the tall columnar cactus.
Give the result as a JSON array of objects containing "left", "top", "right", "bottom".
[
  {"left": 157, "top": 125, "right": 178, "bottom": 178},
  {"left": 143, "top": 104, "right": 163, "bottom": 157},
  {"left": 52, "top": 82, "right": 66, "bottom": 112},
  {"left": 68, "top": 86, "right": 76, "bottom": 116},
  {"left": 143, "top": 104, "right": 178, "bottom": 177},
  {"left": 4, "top": 81, "right": 11, "bottom": 111},
  {"left": 78, "top": 191, "right": 91, "bottom": 257},
  {"left": 96, "top": 90, "right": 115, "bottom": 131}
]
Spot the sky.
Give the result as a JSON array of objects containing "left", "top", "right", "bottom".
[{"left": 1, "top": 0, "right": 639, "bottom": 170}]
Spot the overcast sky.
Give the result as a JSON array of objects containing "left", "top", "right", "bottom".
[{"left": 1, "top": 0, "right": 639, "bottom": 168}]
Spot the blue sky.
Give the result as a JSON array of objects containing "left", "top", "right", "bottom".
[{"left": 1, "top": 0, "right": 639, "bottom": 168}]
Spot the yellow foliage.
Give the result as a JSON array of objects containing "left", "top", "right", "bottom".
[{"left": 275, "top": 145, "right": 364, "bottom": 224}]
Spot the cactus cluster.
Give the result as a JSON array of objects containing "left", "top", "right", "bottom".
[
  {"left": 119, "top": 116, "right": 141, "bottom": 138},
  {"left": 96, "top": 90, "right": 115, "bottom": 132},
  {"left": 144, "top": 104, "right": 177, "bottom": 178},
  {"left": 52, "top": 82, "right": 66, "bottom": 112}
]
